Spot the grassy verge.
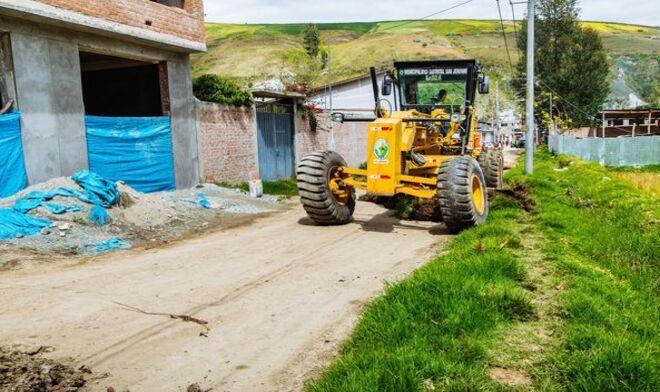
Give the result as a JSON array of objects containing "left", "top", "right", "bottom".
[
  {"left": 307, "top": 148, "right": 659, "bottom": 391},
  {"left": 507, "top": 150, "right": 659, "bottom": 391},
  {"left": 217, "top": 178, "right": 299, "bottom": 198}
]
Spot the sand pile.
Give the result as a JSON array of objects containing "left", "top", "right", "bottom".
[{"left": 0, "top": 179, "right": 281, "bottom": 255}]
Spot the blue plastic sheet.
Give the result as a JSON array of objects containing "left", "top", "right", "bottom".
[
  {"left": 0, "top": 209, "right": 51, "bottom": 240},
  {"left": 72, "top": 170, "right": 120, "bottom": 208},
  {"left": 0, "top": 111, "right": 28, "bottom": 198},
  {"left": 88, "top": 206, "right": 110, "bottom": 226},
  {"left": 44, "top": 203, "right": 82, "bottom": 215},
  {"left": 85, "top": 116, "right": 176, "bottom": 193},
  {"left": 82, "top": 237, "right": 131, "bottom": 254},
  {"left": 11, "top": 172, "right": 119, "bottom": 214},
  {"left": 196, "top": 193, "right": 211, "bottom": 209}
]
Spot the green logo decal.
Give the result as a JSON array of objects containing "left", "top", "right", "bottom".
[{"left": 374, "top": 139, "right": 390, "bottom": 160}]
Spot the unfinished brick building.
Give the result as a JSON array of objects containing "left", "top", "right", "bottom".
[{"left": 0, "top": 0, "right": 206, "bottom": 189}]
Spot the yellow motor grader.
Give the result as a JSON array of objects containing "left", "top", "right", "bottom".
[{"left": 296, "top": 59, "right": 503, "bottom": 233}]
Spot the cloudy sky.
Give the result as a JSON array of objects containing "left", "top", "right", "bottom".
[{"left": 203, "top": 0, "right": 659, "bottom": 26}]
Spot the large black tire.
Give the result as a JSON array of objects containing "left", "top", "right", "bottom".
[
  {"left": 297, "top": 151, "right": 356, "bottom": 225},
  {"left": 438, "top": 157, "right": 489, "bottom": 234},
  {"left": 477, "top": 150, "right": 504, "bottom": 189}
]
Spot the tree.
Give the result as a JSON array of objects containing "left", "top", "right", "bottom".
[
  {"left": 514, "top": 0, "right": 610, "bottom": 128},
  {"left": 192, "top": 74, "right": 253, "bottom": 107},
  {"left": 283, "top": 24, "right": 328, "bottom": 94},
  {"left": 303, "top": 24, "right": 321, "bottom": 59}
]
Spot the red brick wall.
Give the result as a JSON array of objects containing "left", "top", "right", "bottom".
[
  {"left": 198, "top": 102, "right": 258, "bottom": 183},
  {"left": 38, "top": 0, "right": 205, "bottom": 43},
  {"left": 296, "top": 113, "right": 367, "bottom": 167},
  {"left": 198, "top": 105, "right": 368, "bottom": 184}
]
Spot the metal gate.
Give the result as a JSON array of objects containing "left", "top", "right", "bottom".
[{"left": 256, "top": 101, "right": 295, "bottom": 180}]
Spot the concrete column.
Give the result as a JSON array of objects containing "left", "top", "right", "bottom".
[
  {"left": 167, "top": 54, "right": 200, "bottom": 189},
  {"left": 0, "top": 34, "right": 17, "bottom": 106},
  {"left": 11, "top": 32, "right": 87, "bottom": 184}
]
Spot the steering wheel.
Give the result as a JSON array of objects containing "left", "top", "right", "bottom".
[{"left": 449, "top": 97, "right": 463, "bottom": 114}]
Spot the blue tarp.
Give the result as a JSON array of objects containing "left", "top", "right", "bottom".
[
  {"left": 88, "top": 206, "right": 110, "bottom": 226},
  {"left": 72, "top": 170, "right": 121, "bottom": 207},
  {"left": 11, "top": 171, "right": 120, "bottom": 214},
  {"left": 85, "top": 116, "right": 176, "bottom": 193},
  {"left": 43, "top": 203, "right": 82, "bottom": 215},
  {"left": 1, "top": 170, "right": 121, "bottom": 240},
  {"left": 0, "top": 111, "right": 28, "bottom": 198},
  {"left": 82, "top": 237, "right": 131, "bottom": 254},
  {"left": 0, "top": 209, "right": 51, "bottom": 240}
]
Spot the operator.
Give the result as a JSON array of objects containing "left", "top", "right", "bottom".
[{"left": 436, "top": 89, "right": 448, "bottom": 104}]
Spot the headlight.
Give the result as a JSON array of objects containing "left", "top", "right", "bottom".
[
  {"left": 450, "top": 113, "right": 466, "bottom": 123},
  {"left": 331, "top": 113, "right": 345, "bottom": 123}
]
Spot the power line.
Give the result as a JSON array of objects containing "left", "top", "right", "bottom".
[
  {"left": 509, "top": 0, "right": 520, "bottom": 48},
  {"left": 537, "top": 80, "right": 634, "bottom": 135},
  {"left": 378, "top": 0, "right": 475, "bottom": 32},
  {"left": 495, "top": 0, "right": 515, "bottom": 74}
]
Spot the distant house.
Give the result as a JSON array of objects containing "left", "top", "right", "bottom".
[
  {"left": 594, "top": 109, "right": 659, "bottom": 138},
  {"left": 308, "top": 72, "right": 399, "bottom": 115}
]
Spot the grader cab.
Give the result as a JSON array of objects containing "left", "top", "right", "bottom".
[{"left": 296, "top": 59, "right": 504, "bottom": 233}]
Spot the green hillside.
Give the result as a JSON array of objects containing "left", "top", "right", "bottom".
[{"left": 192, "top": 19, "right": 660, "bottom": 88}]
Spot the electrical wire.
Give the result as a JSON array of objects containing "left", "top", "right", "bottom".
[
  {"left": 538, "top": 80, "right": 635, "bottom": 135},
  {"left": 378, "top": 0, "right": 475, "bottom": 32},
  {"left": 509, "top": 0, "right": 520, "bottom": 47},
  {"left": 496, "top": 0, "right": 515, "bottom": 74}
]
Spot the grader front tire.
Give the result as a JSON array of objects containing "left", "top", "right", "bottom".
[
  {"left": 438, "top": 157, "right": 489, "bottom": 234},
  {"left": 297, "top": 151, "right": 356, "bottom": 225}
]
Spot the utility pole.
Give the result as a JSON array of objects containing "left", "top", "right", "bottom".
[
  {"left": 327, "top": 34, "right": 336, "bottom": 151},
  {"left": 495, "top": 81, "right": 501, "bottom": 143},
  {"left": 549, "top": 92, "right": 554, "bottom": 136},
  {"left": 524, "top": 0, "right": 535, "bottom": 174}
]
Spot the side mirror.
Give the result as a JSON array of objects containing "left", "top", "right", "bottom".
[
  {"left": 381, "top": 75, "right": 393, "bottom": 96},
  {"left": 479, "top": 75, "right": 490, "bottom": 95}
]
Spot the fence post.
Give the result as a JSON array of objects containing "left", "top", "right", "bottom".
[{"left": 649, "top": 110, "right": 653, "bottom": 134}]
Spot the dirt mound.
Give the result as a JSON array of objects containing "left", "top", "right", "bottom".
[
  {"left": 0, "top": 347, "right": 87, "bottom": 392},
  {"left": 0, "top": 178, "right": 282, "bottom": 259},
  {"left": 499, "top": 180, "right": 536, "bottom": 212}
]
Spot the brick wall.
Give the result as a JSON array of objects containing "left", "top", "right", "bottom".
[
  {"left": 38, "top": 0, "right": 205, "bottom": 43},
  {"left": 198, "top": 104, "right": 368, "bottom": 184},
  {"left": 296, "top": 113, "right": 367, "bottom": 167},
  {"left": 198, "top": 101, "right": 258, "bottom": 184}
]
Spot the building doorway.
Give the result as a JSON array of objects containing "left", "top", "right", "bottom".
[
  {"left": 256, "top": 100, "right": 295, "bottom": 181},
  {"left": 79, "top": 51, "right": 168, "bottom": 117}
]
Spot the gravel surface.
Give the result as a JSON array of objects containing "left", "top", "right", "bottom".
[{"left": 0, "top": 180, "right": 282, "bottom": 257}]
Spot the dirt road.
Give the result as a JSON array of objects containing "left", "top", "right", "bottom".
[{"left": 0, "top": 201, "right": 448, "bottom": 391}]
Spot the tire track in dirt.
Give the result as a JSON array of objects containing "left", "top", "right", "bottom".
[{"left": 0, "top": 201, "right": 447, "bottom": 391}]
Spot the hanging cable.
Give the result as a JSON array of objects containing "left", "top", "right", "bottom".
[
  {"left": 496, "top": 0, "right": 515, "bottom": 74},
  {"left": 538, "top": 80, "right": 634, "bottom": 134},
  {"left": 378, "top": 0, "right": 475, "bottom": 32},
  {"left": 509, "top": 0, "right": 520, "bottom": 47}
]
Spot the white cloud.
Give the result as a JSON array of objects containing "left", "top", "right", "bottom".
[{"left": 202, "top": 0, "right": 659, "bottom": 27}]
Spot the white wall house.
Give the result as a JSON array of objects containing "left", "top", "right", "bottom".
[{"left": 309, "top": 72, "right": 400, "bottom": 115}]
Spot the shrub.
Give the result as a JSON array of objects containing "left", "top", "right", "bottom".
[{"left": 193, "top": 74, "right": 254, "bottom": 107}]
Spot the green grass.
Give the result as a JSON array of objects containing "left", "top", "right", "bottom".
[
  {"left": 217, "top": 178, "right": 299, "bottom": 197},
  {"left": 308, "top": 195, "right": 536, "bottom": 391},
  {"left": 507, "top": 150, "right": 659, "bottom": 390},
  {"left": 307, "top": 148, "right": 659, "bottom": 391}
]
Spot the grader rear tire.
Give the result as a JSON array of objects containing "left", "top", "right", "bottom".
[
  {"left": 438, "top": 157, "right": 489, "bottom": 234},
  {"left": 478, "top": 150, "right": 504, "bottom": 189},
  {"left": 297, "top": 151, "right": 356, "bottom": 225}
]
